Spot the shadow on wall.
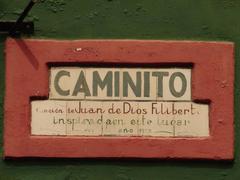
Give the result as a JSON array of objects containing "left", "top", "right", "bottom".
[
  {"left": 14, "top": 39, "right": 39, "bottom": 69},
  {"left": 3, "top": 157, "right": 234, "bottom": 170}
]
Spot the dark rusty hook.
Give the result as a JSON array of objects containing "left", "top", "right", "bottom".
[{"left": 9, "top": 0, "right": 39, "bottom": 36}]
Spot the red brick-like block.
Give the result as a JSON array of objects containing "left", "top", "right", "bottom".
[{"left": 4, "top": 38, "right": 234, "bottom": 160}]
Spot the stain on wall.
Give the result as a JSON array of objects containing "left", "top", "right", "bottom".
[{"left": 0, "top": 0, "right": 240, "bottom": 179}]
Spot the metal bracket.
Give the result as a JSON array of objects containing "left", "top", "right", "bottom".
[
  {"left": 0, "top": 0, "right": 38, "bottom": 36},
  {"left": 0, "top": 21, "right": 34, "bottom": 35}
]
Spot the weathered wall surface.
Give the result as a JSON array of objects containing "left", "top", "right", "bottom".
[{"left": 0, "top": 0, "right": 240, "bottom": 179}]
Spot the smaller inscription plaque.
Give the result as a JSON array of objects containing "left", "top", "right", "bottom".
[
  {"left": 31, "top": 67, "right": 209, "bottom": 137},
  {"left": 32, "top": 100, "right": 209, "bottom": 136}
]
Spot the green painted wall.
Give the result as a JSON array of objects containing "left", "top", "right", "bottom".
[{"left": 0, "top": 0, "right": 240, "bottom": 179}]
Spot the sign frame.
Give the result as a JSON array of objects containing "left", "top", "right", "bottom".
[{"left": 4, "top": 38, "right": 234, "bottom": 160}]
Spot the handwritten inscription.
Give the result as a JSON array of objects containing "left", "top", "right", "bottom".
[{"left": 31, "top": 100, "right": 209, "bottom": 137}]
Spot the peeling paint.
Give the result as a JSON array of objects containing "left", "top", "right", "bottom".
[{"left": 41, "top": 0, "right": 67, "bottom": 13}]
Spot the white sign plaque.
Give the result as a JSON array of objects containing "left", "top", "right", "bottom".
[{"left": 31, "top": 67, "right": 209, "bottom": 137}]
